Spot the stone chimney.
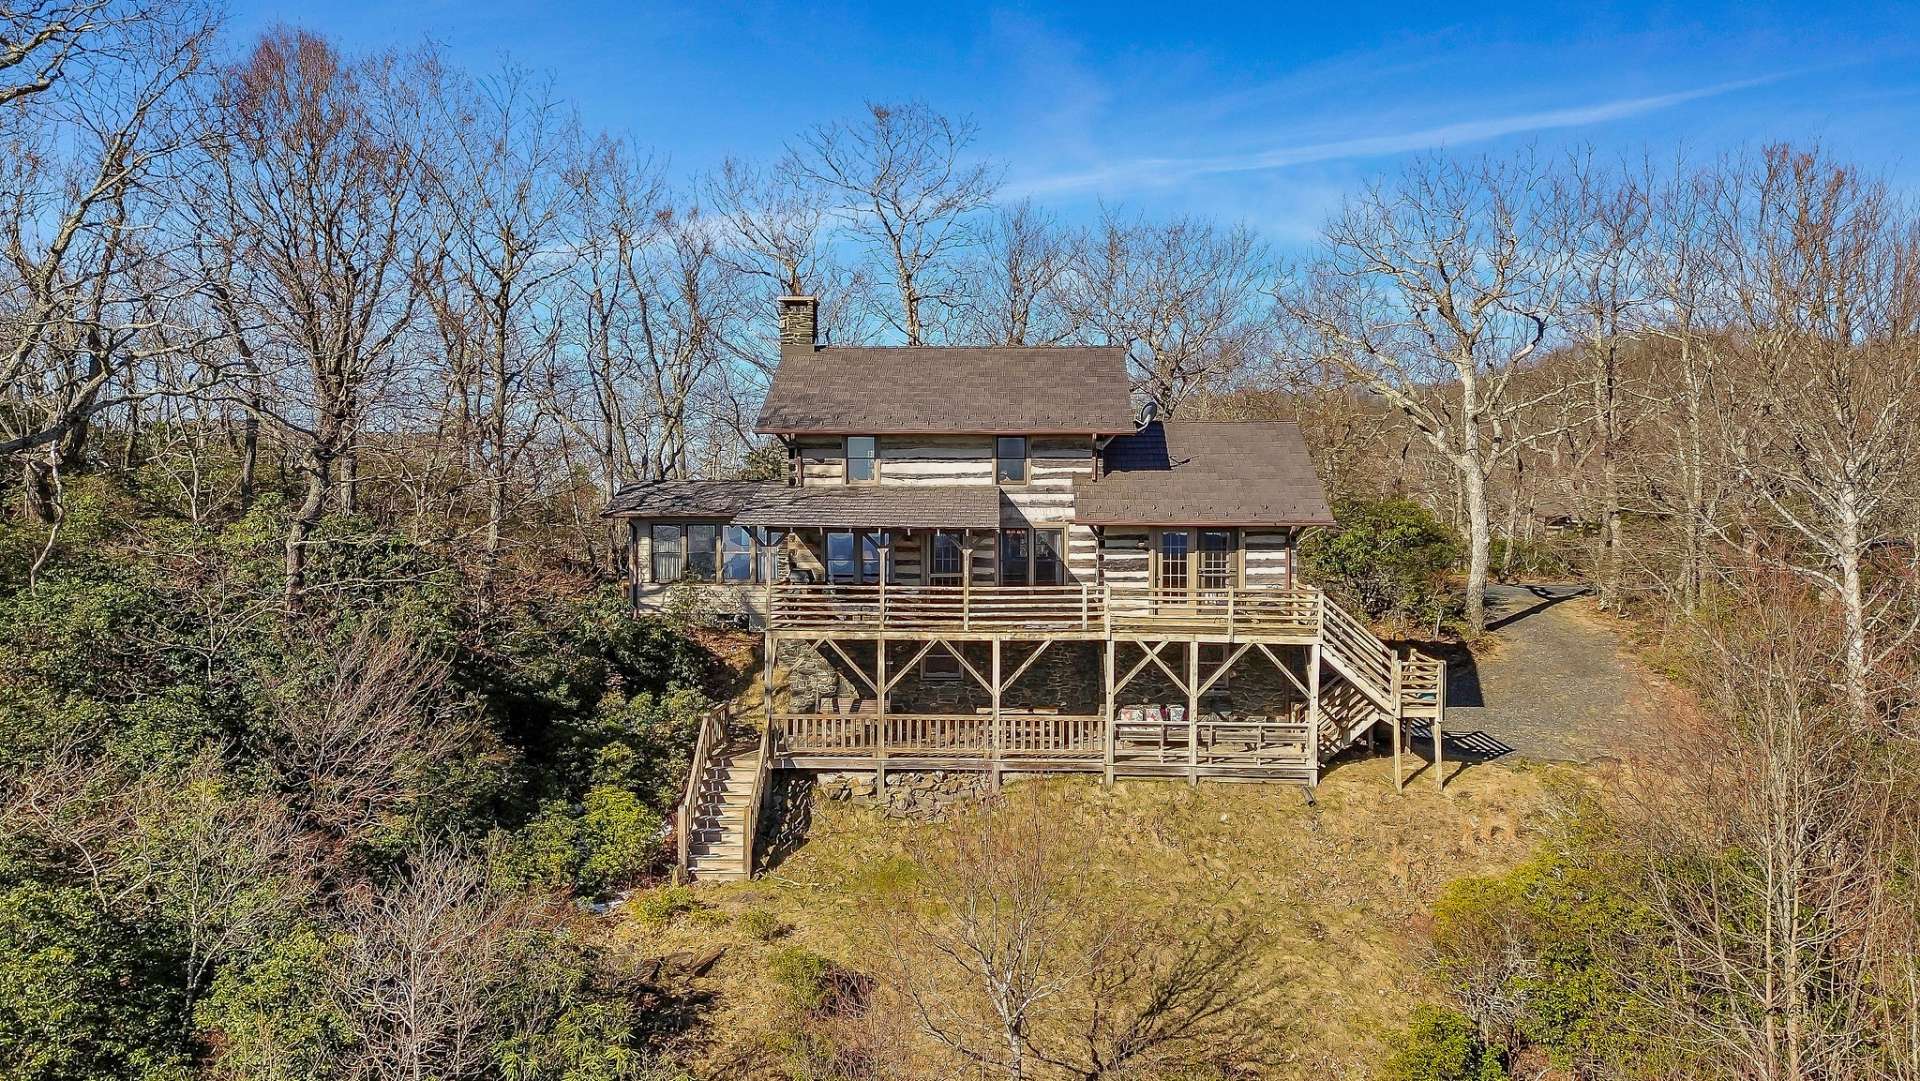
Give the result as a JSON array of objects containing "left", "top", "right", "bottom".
[{"left": 778, "top": 295, "right": 819, "bottom": 351}]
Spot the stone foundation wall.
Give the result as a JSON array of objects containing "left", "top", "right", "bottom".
[{"left": 816, "top": 769, "right": 996, "bottom": 821}]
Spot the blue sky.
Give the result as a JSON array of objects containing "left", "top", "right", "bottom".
[{"left": 225, "top": 1, "right": 1920, "bottom": 244}]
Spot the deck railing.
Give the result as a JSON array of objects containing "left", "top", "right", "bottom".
[
  {"left": 766, "top": 582, "right": 1322, "bottom": 639},
  {"left": 771, "top": 710, "right": 1314, "bottom": 773}
]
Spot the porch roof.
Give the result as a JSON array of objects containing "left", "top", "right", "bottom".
[
  {"left": 601, "top": 478, "right": 1002, "bottom": 530},
  {"left": 1073, "top": 421, "right": 1337, "bottom": 527}
]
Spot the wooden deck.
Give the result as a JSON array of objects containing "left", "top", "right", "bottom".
[{"left": 767, "top": 582, "right": 1325, "bottom": 641}]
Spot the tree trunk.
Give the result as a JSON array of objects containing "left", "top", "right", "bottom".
[
  {"left": 21, "top": 457, "right": 57, "bottom": 524},
  {"left": 1462, "top": 466, "right": 1491, "bottom": 634}
]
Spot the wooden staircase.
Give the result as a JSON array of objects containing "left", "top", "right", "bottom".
[
  {"left": 676, "top": 713, "right": 772, "bottom": 883},
  {"left": 1313, "top": 592, "right": 1447, "bottom": 759}
]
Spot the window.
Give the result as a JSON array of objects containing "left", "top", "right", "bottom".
[
  {"left": 861, "top": 531, "right": 891, "bottom": 583},
  {"left": 1000, "top": 528, "right": 1030, "bottom": 585},
  {"left": 650, "top": 524, "right": 685, "bottom": 583},
  {"left": 1198, "top": 530, "right": 1235, "bottom": 591},
  {"left": 1034, "top": 529, "right": 1065, "bottom": 584},
  {"left": 922, "top": 644, "right": 963, "bottom": 680},
  {"left": 1157, "top": 530, "right": 1189, "bottom": 592},
  {"left": 826, "top": 531, "right": 858, "bottom": 583},
  {"left": 685, "top": 524, "right": 717, "bottom": 580},
  {"left": 845, "top": 436, "right": 877, "bottom": 483},
  {"left": 930, "top": 531, "right": 965, "bottom": 586},
  {"left": 721, "top": 526, "right": 755, "bottom": 583},
  {"left": 995, "top": 436, "right": 1028, "bottom": 484}
]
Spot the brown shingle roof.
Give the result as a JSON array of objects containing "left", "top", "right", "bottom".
[
  {"left": 601, "top": 479, "right": 1001, "bottom": 530},
  {"left": 603, "top": 480, "right": 780, "bottom": 518},
  {"left": 1073, "top": 421, "right": 1335, "bottom": 527},
  {"left": 734, "top": 485, "right": 1001, "bottom": 530},
  {"left": 755, "top": 346, "right": 1136, "bottom": 435}
]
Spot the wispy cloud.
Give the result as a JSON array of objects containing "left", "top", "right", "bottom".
[{"left": 1008, "top": 76, "right": 1781, "bottom": 196}]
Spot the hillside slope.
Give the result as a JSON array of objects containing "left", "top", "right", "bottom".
[{"left": 622, "top": 756, "right": 1591, "bottom": 1079}]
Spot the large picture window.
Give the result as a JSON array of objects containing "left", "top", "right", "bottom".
[
  {"left": 845, "top": 435, "right": 877, "bottom": 483},
  {"left": 649, "top": 523, "right": 780, "bottom": 585},
  {"left": 861, "top": 531, "right": 891, "bottom": 582},
  {"left": 995, "top": 436, "right": 1028, "bottom": 484}
]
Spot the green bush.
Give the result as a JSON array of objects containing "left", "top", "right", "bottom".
[
  {"left": 1300, "top": 498, "right": 1462, "bottom": 627},
  {"left": 766, "top": 945, "right": 836, "bottom": 1011},
  {"left": 735, "top": 907, "right": 788, "bottom": 942},
  {"left": 1383, "top": 1005, "right": 1508, "bottom": 1081},
  {"left": 1425, "top": 803, "right": 1675, "bottom": 1076},
  {"left": 632, "top": 885, "right": 705, "bottom": 927}
]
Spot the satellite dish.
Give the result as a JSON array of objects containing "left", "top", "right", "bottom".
[{"left": 1138, "top": 400, "right": 1159, "bottom": 427}]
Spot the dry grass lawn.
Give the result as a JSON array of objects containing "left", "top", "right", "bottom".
[{"left": 617, "top": 754, "right": 1592, "bottom": 1079}]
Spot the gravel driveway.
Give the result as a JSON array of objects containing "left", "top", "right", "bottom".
[{"left": 1423, "top": 583, "right": 1671, "bottom": 764}]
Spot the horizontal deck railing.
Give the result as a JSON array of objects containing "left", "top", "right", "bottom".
[
  {"left": 766, "top": 582, "right": 1322, "bottom": 638},
  {"left": 771, "top": 711, "right": 1313, "bottom": 772}
]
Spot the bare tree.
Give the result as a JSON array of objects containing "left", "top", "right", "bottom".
[
  {"left": 886, "top": 789, "right": 1281, "bottom": 1080},
  {"left": 1278, "top": 154, "right": 1573, "bottom": 633},
  {"left": 1068, "top": 208, "right": 1269, "bottom": 415},
  {"left": 260, "top": 622, "right": 476, "bottom": 855},
  {"left": 331, "top": 840, "right": 527, "bottom": 1081},
  {"left": 422, "top": 63, "right": 578, "bottom": 593},
  {"left": 958, "top": 200, "right": 1076, "bottom": 346},
  {"left": 203, "top": 29, "right": 440, "bottom": 609},
  {"left": 1705, "top": 146, "right": 1920, "bottom": 724},
  {"left": 0, "top": 1, "right": 217, "bottom": 519},
  {"left": 785, "top": 100, "right": 998, "bottom": 345},
  {"left": 1562, "top": 155, "right": 1655, "bottom": 610}
]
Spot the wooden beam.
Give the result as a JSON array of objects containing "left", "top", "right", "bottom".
[
  {"left": 1253, "top": 641, "right": 1312, "bottom": 698},
  {"left": 1114, "top": 640, "right": 1173, "bottom": 696},
  {"left": 1187, "top": 642, "right": 1200, "bottom": 785},
  {"left": 884, "top": 640, "right": 940, "bottom": 693},
  {"left": 819, "top": 638, "right": 879, "bottom": 697},
  {"left": 875, "top": 639, "right": 888, "bottom": 789},
  {"left": 1390, "top": 652, "right": 1404, "bottom": 793},
  {"left": 1002, "top": 638, "right": 1055, "bottom": 691},
  {"left": 937, "top": 639, "right": 994, "bottom": 695},
  {"left": 1103, "top": 637, "right": 1116, "bottom": 789},
  {"left": 1196, "top": 641, "right": 1253, "bottom": 697},
  {"left": 990, "top": 638, "right": 1003, "bottom": 791},
  {"left": 1434, "top": 659, "right": 1448, "bottom": 794},
  {"left": 1307, "top": 641, "right": 1322, "bottom": 798}
]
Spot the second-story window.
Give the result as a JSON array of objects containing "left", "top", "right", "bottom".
[
  {"left": 995, "top": 436, "right": 1028, "bottom": 484},
  {"left": 845, "top": 435, "right": 877, "bottom": 483}
]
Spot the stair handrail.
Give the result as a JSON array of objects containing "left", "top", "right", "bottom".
[
  {"left": 1315, "top": 589, "right": 1398, "bottom": 703},
  {"left": 675, "top": 706, "right": 729, "bottom": 874},
  {"left": 740, "top": 720, "right": 775, "bottom": 878}
]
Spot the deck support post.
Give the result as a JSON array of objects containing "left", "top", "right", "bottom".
[
  {"left": 875, "top": 641, "right": 888, "bottom": 791},
  {"left": 1434, "top": 659, "right": 1448, "bottom": 794},
  {"left": 1390, "top": 651, "right": 1404, "bottom": 793},
  {"left": 1307, "top": 641, "right": 1322, "bottom": 795},
  {"left": 990, "top": 638, "right": 1003, "bottom": 791},
  {"left": 1187, "top": 641, "right": 1200, "bottom": 785},
  {"left": 1102, "top": 637, "right": 1116, "bottom": 788}
]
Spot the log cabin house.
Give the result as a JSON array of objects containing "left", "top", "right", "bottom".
[{"left": 606, "top": 297, "right": 1447, "bottom": 880}]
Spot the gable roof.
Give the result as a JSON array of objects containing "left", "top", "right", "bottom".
[
  {"left": 1072, "top": 421, "right": 1336, "bottom": 528},
  {"left": 755, "top": 346, "right": 1136, "bottom": 435}
]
